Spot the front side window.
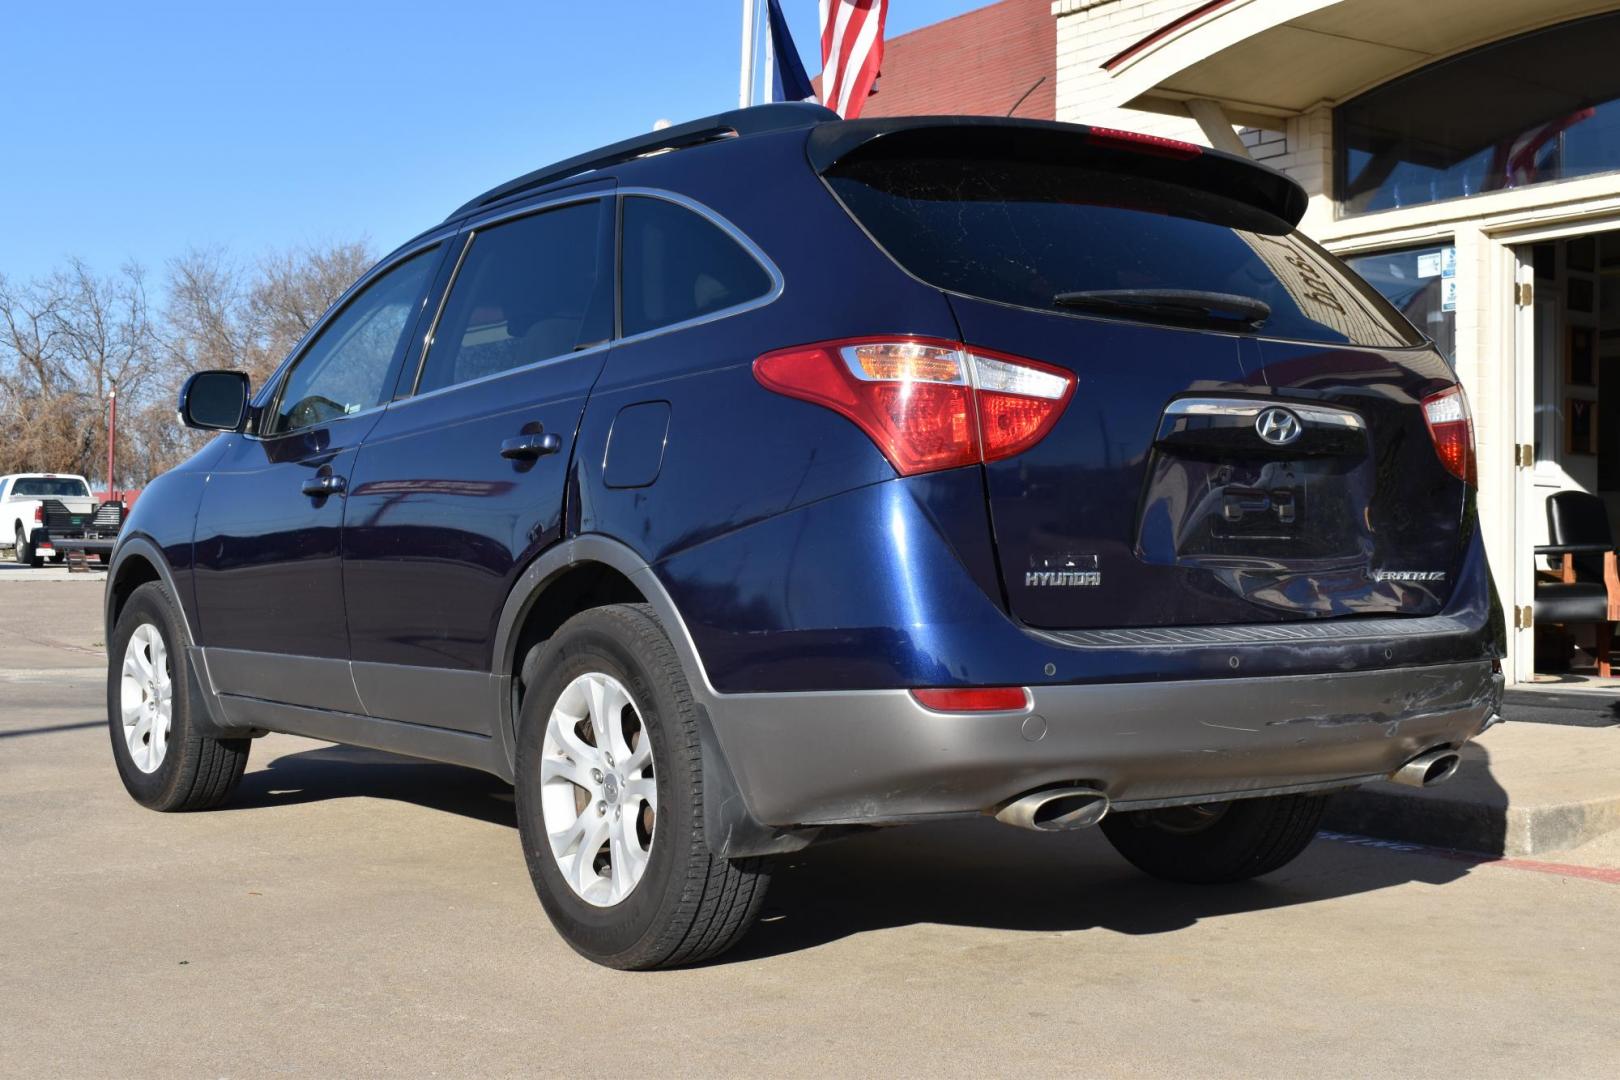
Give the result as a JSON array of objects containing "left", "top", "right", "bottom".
[
  {"left": 620, "top": 196, "right": 774, "bottom": 337},
  {"left": 267, "top": 248, "right": 438, "bottom": 435},
  {"left": 414, "top": 200, "right": 613, "bottom": 396},
  {"left": 11, "top": 477, "right": 91, "bottom": 498},
  {"left": 1338, "top": 13, "right": 1620, "bottom": 215}
]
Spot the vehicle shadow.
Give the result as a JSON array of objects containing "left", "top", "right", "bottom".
[
  {"left": 231, "top": 743, "right": 1482, "bottom": 960},
  {"left": 230, "top": 744, "right": 517, "bottom": 828}
]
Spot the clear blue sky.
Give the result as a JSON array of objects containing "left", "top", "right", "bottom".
[{"left": 2, "top": 1, "right": 982, "bottom": 285}]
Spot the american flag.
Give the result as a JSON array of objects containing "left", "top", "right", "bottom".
[{"left": 819, "top": 0, "right": 887, "bottom": 119}]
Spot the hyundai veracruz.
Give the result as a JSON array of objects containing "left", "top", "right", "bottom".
[{"left": 103, "top": 104, "right": 1504, "bottom": 969}]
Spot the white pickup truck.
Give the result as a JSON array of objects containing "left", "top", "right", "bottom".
[{"left": 1, "top": 473, "right": 114, "bottom": 566}]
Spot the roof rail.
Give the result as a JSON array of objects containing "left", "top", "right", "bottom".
[{"left": 444, "top": 101, "right": 839, "bottom": 222}]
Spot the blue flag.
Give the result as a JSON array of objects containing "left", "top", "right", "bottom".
[{"left": 766, "top": 0, "right": 816, "bottom": 103}]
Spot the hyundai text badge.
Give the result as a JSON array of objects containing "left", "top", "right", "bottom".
[{"left": 1255, "top": 407, "right": 1302, "bottom": 446}]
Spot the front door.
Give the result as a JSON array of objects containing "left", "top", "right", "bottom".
[
  {"left": 341, "top": 195, "right": 615, "bottom": 731},
  {"left": 193, "top": 244, "right": 443, "bottom": 708}
]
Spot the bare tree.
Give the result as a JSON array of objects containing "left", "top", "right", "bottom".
[
  {"left": 0, "top": 260, "right": 161, "bottom": 479},
  {"left": 1, "top": 240, "right": 376, "bottom": 482}
]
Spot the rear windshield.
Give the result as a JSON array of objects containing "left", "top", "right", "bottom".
[
  {"left": 11, "top": 477, "right": 90, "bottom": 498},
  {"left": 825, "top": 156, "right": 1423, "bottom": 348}
]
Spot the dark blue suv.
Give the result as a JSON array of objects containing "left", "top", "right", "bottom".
[{"left": 104, "top": 103, "right": 1504, "bottom": 969}]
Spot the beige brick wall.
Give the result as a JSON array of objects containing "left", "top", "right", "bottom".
[
  {"left": 1051, "top": 0, "right": 1206, "bottom": 142},
  {"left": 1050, "top": 0, "right": 1333, "bottom": 223},
  {"left": 1240, "top": 127, "right": 1288, "bottom": 163}
]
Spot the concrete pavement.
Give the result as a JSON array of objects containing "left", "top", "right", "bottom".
[{"left": 3, "top": 581, "right": 1618, "bottom": 1077}]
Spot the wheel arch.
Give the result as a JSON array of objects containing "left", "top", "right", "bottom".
[
  {"left": 106, "top": 536, "right": 190, "bottom": 647},
  {"left": 105, "top": 535, "right": 248, "bottom": 738},
  {"left": 493, "top": 536, "right": 805, "bottom": 857},
  {"left": 493, "top": 535, "right": 715, "bottom": 712}
]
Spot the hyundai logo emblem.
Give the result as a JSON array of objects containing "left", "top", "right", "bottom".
[{"left": 1255, "top": 407, "right": 1302, "bottom": 446}]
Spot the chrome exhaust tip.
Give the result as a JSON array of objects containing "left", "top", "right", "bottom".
[
  {"left": 1391, "top": 748, "right": 1463, "bottom": 789},
  {"left": 994, "top": 786, "right": 1111, "bottom": 832}
]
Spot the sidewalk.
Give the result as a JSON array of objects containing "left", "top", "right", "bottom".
[{"left": 1325, "top": 718, "right": 1620, "bottom": 856}]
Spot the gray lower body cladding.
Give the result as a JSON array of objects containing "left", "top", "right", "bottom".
[{"left": 703, "top": 660, "right": 1502, "bottom": 828}]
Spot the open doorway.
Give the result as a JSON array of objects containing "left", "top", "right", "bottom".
[{"left": 1522, "top": 230, "right": 1620, "bottom": 687}]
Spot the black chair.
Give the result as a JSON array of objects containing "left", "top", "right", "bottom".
[{"left": 1535, "top": 490, "right": 1620, "bottom": 676}]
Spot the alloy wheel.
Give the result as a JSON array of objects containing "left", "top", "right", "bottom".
[
  {"left": 119, "top": 623, "right": 173, "bottom": 773},
  {"left": 539, "top": 671, "right": 657, "bottom": 906}
]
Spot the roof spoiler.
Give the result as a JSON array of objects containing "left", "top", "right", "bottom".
[
  {"left": 807, "top": 116, "right": 1309, "bottom": 228},
  {"left": 446, "top": 101, "right": 840, "bottom": 222}
]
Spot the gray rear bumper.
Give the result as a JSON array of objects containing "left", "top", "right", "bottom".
[{"left": 703, "top": 660, "right": 1502, "bottom": 828}]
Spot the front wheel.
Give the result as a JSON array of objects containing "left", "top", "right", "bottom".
[
  {"left": 107, "top": 582, "right": 250, "bottom": 810},
  {"left": 514, "top": 604, "right": 769, "bottom": 969},
  {"left": 1100, "top": 793, "right": 1330, "bottom": 883}
]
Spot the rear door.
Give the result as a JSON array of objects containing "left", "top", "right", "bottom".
[
  {"left": 341, "top": 193, "right": 615, "bottom": 730},
  {"left": 822, "top": 129, "right": 1468, "bottom": 630}
]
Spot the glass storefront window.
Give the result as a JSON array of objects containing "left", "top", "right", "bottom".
[
  {"left": 1337, "top": 12, "right": 1620, "bottom": 216},
  {"left": 1343, "top": 245, "right": 1456, "bottom": 364}
]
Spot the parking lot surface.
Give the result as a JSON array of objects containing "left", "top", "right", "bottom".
[{"left": 3, "top": 580, "right": 1618, "bottom": 1078}]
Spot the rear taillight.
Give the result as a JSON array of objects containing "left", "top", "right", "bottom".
[
  {"left": 1422, "top": 384, "right": 1476, "bottom": 487},
  {"left": 34, "top": 506, "right": 43, "bottom": 523},
  {"left": 911, "top": 687, "right": 1030, "bottom": 712},
  {"left": 753, "top": 337, "right": 1075, "bottom": 476}
]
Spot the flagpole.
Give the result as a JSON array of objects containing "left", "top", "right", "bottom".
[
  {"left": 762, "top": 0, "right": 775, "bottom": 104},
  {"left": 739, "top": 0, "right": 758, "bottom": 108}
]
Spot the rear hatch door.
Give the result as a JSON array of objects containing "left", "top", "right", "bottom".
[{"left": 818, "top": 120, "right": 1468, "bottom": 630}]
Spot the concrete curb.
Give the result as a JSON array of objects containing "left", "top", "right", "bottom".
[
  {"left": 1322, "top": 722, "right": 1620, "bottom": 857},
  {"left": 1325, "top": 784, "right": 1620, "bottom": 857}
]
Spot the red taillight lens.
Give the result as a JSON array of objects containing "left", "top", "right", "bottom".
[
  {"left": 911, "top": 687, "right": 1030, "bottom": 712},
  {"left": 34, "top": 505, "right": 43, "bottom": 523},
  {"left": 753, "top": 337, "right": 1075, "bottom": 476},
  {"left": 1422, "top": 384, "right": 1477, "bottom": 486}
]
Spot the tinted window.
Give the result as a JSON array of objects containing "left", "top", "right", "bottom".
[
  {"left": 1338, "top": 13, "right": 1620, "bottom": 215},
  {"left": 826, "top": 156, "right": 1422, "bottom": 348},
  {"left": 1343, "top": 246, "right": 1457, "bottom": 363},
  {"left": 12, "top": 477, "right": 90, "bottom": 498},
  {"left": 621, "top": 196, "right": 773, "bottom": 337},
  {"left": 415, "top": 201, "right": 612, "bottom": 395},
  {"left": 268, "top": 248, "right": 437, "bottom": 434}
]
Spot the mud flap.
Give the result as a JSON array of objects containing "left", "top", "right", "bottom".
[{"left": 692, "top": 701, "right": 817, "bottom": 859}]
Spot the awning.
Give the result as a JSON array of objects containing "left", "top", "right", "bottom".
[{"left": 1102, "top": 0, "right": 1620, "bottom": 124}]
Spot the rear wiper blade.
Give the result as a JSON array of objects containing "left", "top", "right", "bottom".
[{"left": 1052, "top": 288, "right": 1270, "bottom": 330}]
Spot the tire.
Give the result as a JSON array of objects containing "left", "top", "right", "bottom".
[
  {"left": 107, "top": 581, "right": 250, "bottom": 811},
  {"left": 514, "top": 603, "right": 769, "bottom": 969},
  {"left": 14, "top": 525, "right": 39, "bottom": 567},
  {"left": 1100, "top": 793, "right": 1330, "bottom": 884}
]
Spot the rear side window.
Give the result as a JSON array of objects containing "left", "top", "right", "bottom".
[
  {"left": 620, "top": 196, "right": 773, "bottom": 337},
  {"left": 825, "top": 156, "right": 1423, "bottom": 348},
  {"left": 12, "top": 477, "right": 90, "bottom": 498},
  {"left": 416, "top": 200, "right": 613, "bottom": 395}
]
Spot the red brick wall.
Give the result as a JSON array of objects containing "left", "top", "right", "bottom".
[{"left": 822, "top": 0, "right": 1056, "bottom": 120}]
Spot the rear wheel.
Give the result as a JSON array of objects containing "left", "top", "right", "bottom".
[
  {"left": 514, "top": 603, "right": 769, "bottom": 969},
  {"left": 14, "top": 525, "right": 39, "bottom": 567},
  {"left": 1100, "top": 793, "right": 1329, "bottom": 883},
  {"left": 107, "top": 582, "right": 250, "bottom": 810}
]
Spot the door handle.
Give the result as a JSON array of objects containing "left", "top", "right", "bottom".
[
  {"left": 500, "top": 433, "right": 562, "bottom": 460},
  {"left": 301, "top": 474, "right": 346, "bottom": 497}
]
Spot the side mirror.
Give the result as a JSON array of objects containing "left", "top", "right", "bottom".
[{"left": 178, "top": 370, "right": 250, "bottom": 432}]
